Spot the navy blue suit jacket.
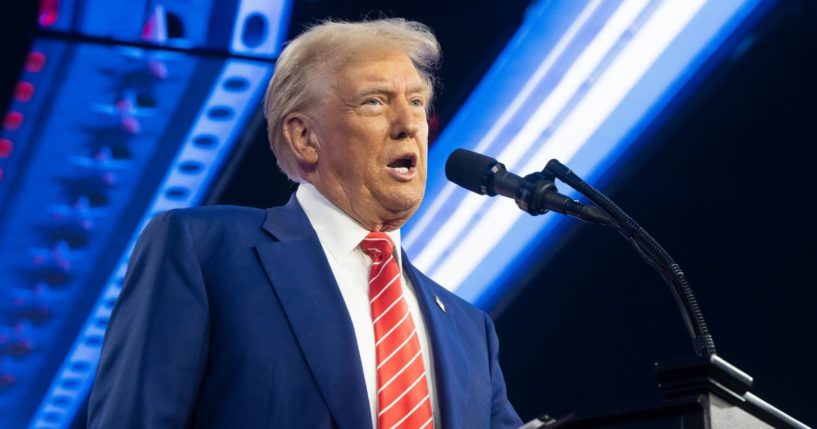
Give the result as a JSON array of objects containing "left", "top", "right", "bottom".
[{"left": 88, "top": 196, "right": 521, "bottom": 428}]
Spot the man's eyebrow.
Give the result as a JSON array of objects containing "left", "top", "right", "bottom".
[{"left": 353, "top": 85, "right": 391, "bottom": 97}]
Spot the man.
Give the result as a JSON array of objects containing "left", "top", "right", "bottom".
[{"left": 88, "top": 18, "right": 522, "bottom": 428}]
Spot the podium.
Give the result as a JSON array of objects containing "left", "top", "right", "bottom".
[
  {"left": 545, "top": 395, "right": 779, "bottom": 428},
  {"left": 525, "top": 355, "right": 810, "bottom": 429}
]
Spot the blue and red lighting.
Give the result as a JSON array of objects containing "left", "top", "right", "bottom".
[
  {"left": 24, "top": 52, "right": 47, "bottom": 73},
  {"left": 3, "top": 112, "right": 24, "bottom": 131},
  {"left": 0, "top": 139, "right": 12, "bottom": 158},
  {"left": 38, "top": 0, "right": 60, "bottom": 28},
  {"left": 14, "top": 83, "right": 35, "bottom": 103},
  {"left": 0, "top": 1, "right": 291, "bottom": 428}
]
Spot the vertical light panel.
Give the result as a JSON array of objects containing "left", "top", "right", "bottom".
[
  {"left": 404, "top": 0, "right": 770, "bottom": 307},
  {"left": 8, "top": 0, "right": 292, "bottom": 427},
  {"left": 27, "top": 60, "right": 273, "bottom": 429}
]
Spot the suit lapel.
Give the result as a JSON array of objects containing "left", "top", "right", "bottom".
[
  {"left": 255, "top": 196, "right": 371, "bottom": 429},
  {"left": 403, "top": 251, "right": 472, "bottom": 429}
]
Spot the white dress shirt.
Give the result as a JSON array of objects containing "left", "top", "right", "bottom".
[{"left": 296, "top": 183, "right": 439, "bottom": 428}]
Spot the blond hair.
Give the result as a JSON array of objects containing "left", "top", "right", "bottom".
[{"left": 263, "top": 18, "right": 441, "bottom": 182}]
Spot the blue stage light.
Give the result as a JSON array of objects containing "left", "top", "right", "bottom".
[
  {"left": 0, "top": 1, "right": 292, "bottom": 427},
  {"left": 27, "top": 59, "right": 274, "bottom": 429},
  {"left": 404, "top": 0, "right": 771, "bottom": 308}
]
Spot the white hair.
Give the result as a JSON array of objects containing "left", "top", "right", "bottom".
[{"left": 262, "top": 18, "right": 441, "bottom": 182}]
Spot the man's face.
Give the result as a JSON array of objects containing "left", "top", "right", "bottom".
[{"left": 306, "top": 48, "right": 430, "bottom": 231}]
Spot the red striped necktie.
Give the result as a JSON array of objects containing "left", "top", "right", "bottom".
[{"left": 360, "top": 232, "right": 434, "bottom": 429}]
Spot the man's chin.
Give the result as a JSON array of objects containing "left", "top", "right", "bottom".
[
  {"left": 378, "top": 200, "right": 421, "bottom": 228},
  {"left": 386, "top": 190, "right": 424, "bottom": 214}
]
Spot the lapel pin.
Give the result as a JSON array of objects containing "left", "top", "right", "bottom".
[{"left": 434, "top": 295, "right": 446, "bottom": 313}]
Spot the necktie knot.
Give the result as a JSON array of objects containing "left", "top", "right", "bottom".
[{"left": 360, "top": 232, "right": 394, "bottom": 262}]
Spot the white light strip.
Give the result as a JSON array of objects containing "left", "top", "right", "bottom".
[
  {"left": 28, "top": 60, "right": 273, "bottom": 429},
  {"left": 404, "top": 0, "right": 603, "bottom": 250},
  {"left": 525, "top": 0, "right": 708, "bottom": 170},
  {"left": 412, "top": 0, "right": 652, "bottom": 275},
  {"left": 499, "top": 0, "right": 652, "bottom": 170},
  {"left": 429, "top": 0, "right": 707, "bottom": 289}
]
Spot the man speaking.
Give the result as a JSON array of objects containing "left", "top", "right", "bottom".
[{"left": 88, "top": 18, "right": 522, "bottom": 429}]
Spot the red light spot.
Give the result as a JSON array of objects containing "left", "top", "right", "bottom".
[
  {"left": 25, "top": 52, "right": 47, "bottom": 72},
  {"left": 39, "top": 0, "right": 60, "bottom": 27},
  {"left": 3, "top": 112, "right": 23, "bottom": 130},
  {"left": 0, "top": 139, "right": 12, "bottom": 158},
  {"left": 14, "top": 82, "right": 35, "bottom": 102}
]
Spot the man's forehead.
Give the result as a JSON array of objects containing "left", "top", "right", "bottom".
[{"left": 323, "top": 58, "right": 427, "bottom": 94}]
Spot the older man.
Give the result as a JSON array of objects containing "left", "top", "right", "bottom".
[{"left": 88, "top": 19, "right": 521, "bottom": 429}]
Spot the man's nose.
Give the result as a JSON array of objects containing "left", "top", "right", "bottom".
[{"left": 390, "top": 99, "right": 422, "bottom": 140}]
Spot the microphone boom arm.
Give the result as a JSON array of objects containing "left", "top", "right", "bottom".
[
  {"left": 446, "top": 148, "right": 810, "bottom": 428},
  {"left": 543, "top": 159, "right": 716, "bottom": 357}
]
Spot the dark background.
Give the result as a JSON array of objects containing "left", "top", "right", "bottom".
[
  {"left": 2, "top": 0, "right": 816, "bottom": 426},
  {"left": 491, "top": 1, "right": 817, "bottom": 424}
]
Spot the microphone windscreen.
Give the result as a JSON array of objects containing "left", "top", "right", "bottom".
[{"left": 445, "top": 148, "right": 498, "bottom": 195}]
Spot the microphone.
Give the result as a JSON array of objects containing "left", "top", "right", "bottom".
[{"left": 445, "top": 148, "right": 613, "bottom": 225}]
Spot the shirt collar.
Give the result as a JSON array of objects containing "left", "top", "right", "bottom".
[{"left": 296, "top": 183, "right": 402, "bottom": 265}]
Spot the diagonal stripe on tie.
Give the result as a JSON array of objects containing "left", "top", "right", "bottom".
[{"left": 361, "top": 232, "right": 433, "bottom": 429}]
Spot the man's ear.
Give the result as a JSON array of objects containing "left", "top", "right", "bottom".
[{"left": 282, "top": 112, "right": 319, "bottom": 166}]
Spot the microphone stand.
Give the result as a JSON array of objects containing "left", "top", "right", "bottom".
[
  {"left": 544, "top": 160, "right": 715, "bottom": 357},
  {"left": 523, "top": 160, "right": 809, "bottom": 429}
]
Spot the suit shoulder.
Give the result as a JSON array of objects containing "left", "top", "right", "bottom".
[
  {"left": 146, "top": 205, "right": 267, "bottom": 243},
  {"left": 151, "top": 205, "right": 263, "bottom": 229},
  {"left": 159, "top": 205, "right": 265, "bottom": 223}
]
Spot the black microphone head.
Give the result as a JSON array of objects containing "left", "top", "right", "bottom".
[{"left": 445, "top": 148, "right": 501, "bottom": 196}]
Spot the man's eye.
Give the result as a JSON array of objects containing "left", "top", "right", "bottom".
[
  {"left": 410, "top": 98, "right": 425, "bottom": 107},
  {"left": 364, "top": 98, "right": 382, "bottom": 105}
]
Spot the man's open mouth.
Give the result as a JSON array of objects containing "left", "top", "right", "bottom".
[{"left": 387, "top": 154, "right": 417, "bottom": 175}]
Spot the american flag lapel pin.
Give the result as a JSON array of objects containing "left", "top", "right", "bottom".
[{"left": 434, "top": 295, "right": 446, "bottom": 313}]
